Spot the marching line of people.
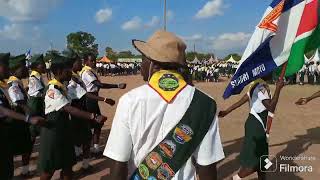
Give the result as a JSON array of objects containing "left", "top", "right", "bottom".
[
  {"left": 0, "top": 52, "right": 127, "bottom": 180},
  {"left": 96, "top": 62, "right": 141, "bottom": 77},
  {"left": 1, "top": 29, "right": 319, "bottom": 180}
]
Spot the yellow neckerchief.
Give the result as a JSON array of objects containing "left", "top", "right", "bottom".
[
  {"left": 0, "top": 79, "right": 7, "bottom": 88},
  {"left": 149, "top": 70, "right": 187, "bottom": 103},
  {"left": 30, "top": 70, "right": 41, "bottom": 79},
  {"left": 79, "top": 65, "right": 92, "bottom": 76},
  {"left": 48, "top": 79, "right": 67, "bottom": 94},
  {"left": 7, "top": 76, "right": 21, "bottom": 84}
]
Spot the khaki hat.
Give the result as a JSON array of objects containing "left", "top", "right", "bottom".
[{"left": 132, "top": 30, "right": 187, "bottom": 65}]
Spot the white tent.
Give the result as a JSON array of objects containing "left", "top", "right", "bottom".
[
  {"left": 208, "top": 56, "right": 219, "bottom": 64},
  {"left": 311, "top": 49, "right": 320, "bottom": 63},
  {"left": 304, "top": 54, "right": 309, "bottom": 63},
  {"left": 226, "top": 55, "right": 239, "bottom": 64},
  {"left": 191, "top": 56, "right": 201, "bottom": 64}
]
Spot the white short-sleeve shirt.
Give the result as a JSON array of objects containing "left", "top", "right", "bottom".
[
  {"left": 67, "top": 78, "right": 87, "bottom": 100},
  {"left": 8, "top": 81, "right": 25, "bottom": 105},
  {"left": 248, "top": 83, "right": 271, "bottom": 114},
  {"left": 45, "top": 84, "right": 71, "bottom": 115},
  {"left": 104, "top": 85, "right": 225, "bottom": 180},
  {"left": 28, "top": 74, "right": 44, "bottom": 97},
  {"left": 81, "top": 70, "right": 99, "bottom": 93}
]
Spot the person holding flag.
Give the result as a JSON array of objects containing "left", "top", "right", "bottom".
[
  {"left": 221, "top": 0, "right": 319, "bottom": 179},
  {"left": 219, "top": 75, "right": 284, "bottom": 179}
]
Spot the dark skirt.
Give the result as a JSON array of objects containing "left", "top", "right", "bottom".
[
  {"left": 28, "top": 96, "right": 44, "bottom": 137},
  {"left": 0, "top": 121, "right": 14, "bottom": 180},
  {"left": 38, "top": 111, "right": 76, "bottom": 172},
  {"left": 8, "top": 119, "right": 33, "bottom": 155},
  {"left": 240, "top": 111, "right": 269, "bottom": 169},
  {"left": 86, "top": 92, "right": 102, "bottom": 129},
  {"left": 71, "top": 98, "right": 92, "bottom": 146}
]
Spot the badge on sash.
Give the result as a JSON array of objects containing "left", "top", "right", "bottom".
[{"left": 172, "top": 124, "right": 193, "bottom": 144}]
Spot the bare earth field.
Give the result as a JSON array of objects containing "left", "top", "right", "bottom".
[{"left": 14, "top": 75, "right": 320, "bottom": 180}]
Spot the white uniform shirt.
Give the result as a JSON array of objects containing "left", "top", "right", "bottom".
[
  {"left": 8, "top": 80, "right": 25, "bottom": 105},
  {"left": 67, "top": 77, "right": 87, "bottom": 100},
  {"left": 81, "top": 70, "right": 99, "bottom": 93},
  {"left": 104, "top": 85, "right": 225, "bottom": 180},
  {"left": 248, "top": 84, "right": 271, "bottom": 114},
  {"left": 28, "top": 74, "right": 44, "bottom": 97},
  {"left": 45, "top": 84, "right": 71, "bottom": 115}
]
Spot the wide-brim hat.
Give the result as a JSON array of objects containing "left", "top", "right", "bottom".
[{"left": 132, "top": 30, "right": 187, "bottom": 66}]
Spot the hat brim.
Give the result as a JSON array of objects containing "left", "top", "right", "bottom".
[{"left": 132, "top": 39, "right": 168, "bottom": 63}]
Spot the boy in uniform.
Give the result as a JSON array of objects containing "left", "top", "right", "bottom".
[
  {"left": 39, "top": 54, "right": 107, "bottom": 180},
  {"left": 7, "top": 54, "right": 33, "bottom": 176},
  {"left": 80, "top": 53, "right": 126, "bottom": 156}
]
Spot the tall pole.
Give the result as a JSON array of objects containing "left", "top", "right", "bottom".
[{"left": 164, "top": 0, "right": 167, "bottom": 31}]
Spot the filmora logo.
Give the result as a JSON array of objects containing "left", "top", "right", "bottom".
[{"left": 260, "top": 155, "right": 277, "bottom": 172}]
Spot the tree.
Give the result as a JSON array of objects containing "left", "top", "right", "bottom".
[
  {"left": 118, "top": 51, "right": 134, "bottom": 58},
  {"left": 105, "top": 46, "right": 117, "bottom": 61},
  {"left": 223, "top": 53, "right": 242, "bottom": 61},
  {"left": 44, "top": 49, "right": 60, "bottom": 62},
  {"left": 66, "top": 31, "right": 98, "bottom": 58}
]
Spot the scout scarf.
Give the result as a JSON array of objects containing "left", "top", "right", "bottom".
[
  {"left": 130, "top": 89, "right": 217, "bottom": 180},
  {"left": 48, "top": 79, "right": 67, "bottom": 96},
  {"left": 30, "top": 70, "right": 45, "bottom": 90},
  {"left": 148, "top": 70, "right": 187, "bottom": 103},
  {"left": 79, "top": 65, "right": 99, "bottom": 80}
]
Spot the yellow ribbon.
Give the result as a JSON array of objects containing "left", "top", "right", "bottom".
[
  {"left": 149, "top": 70, "right": 187, "bottom": 103},
  {"left": 30, "top": 70, "right": 41, "bottom": 78},
  {"left": 79, "top": 65, "right": 92, "bottom": 76}
]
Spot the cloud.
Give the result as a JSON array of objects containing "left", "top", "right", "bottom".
[
  {"left": 145, "top": 16, "right": 160, "bottom": 28},
  {"left": 195, "top": 0, "right": 224, "bottom": 19},
  {"left": 95, "top": 8, "right": 112, "bottom": 24},
  {"left": 0, "top": 23, "right": 41, "bottom": 40},
  {"left": 181, "top": 34, "right": 203, "bottom": 42},
  {"left": 121, "top": 16, "right": 143, "bottom": 31},
  {"left": 0, "top": 0, "right": 61, "bottom": 22},
  {"left": 212, "top": 32, "right": 251, "bottom": 51}
]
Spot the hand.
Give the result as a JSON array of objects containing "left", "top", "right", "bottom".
[
  {"left": 276, "top": 79, "right": 285, "bottom": 89},
  {"left": 295, "top": 98, "right": 308, "bottom": 105},
  {"left": 95, "top": 115, "right": 107, "bottom": 123},
  {"left": 104, "top": 98, "right": 116, "bottom": 106},
  {"left": 118, "top": 83, "right": 127, "bottom": 89},
  {"left": 218, "top": 110, "right": 229, "bottom": 118},
  {"left": 30, "top": 116, "right": 45, "bottom": 126}
]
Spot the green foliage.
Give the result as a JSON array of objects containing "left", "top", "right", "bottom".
[
  {"left": 223, "top": 53, "right": 241, "bottom": 61},
  {"left": 103, "top": 46, "right": 142, "bottom": 61},
  {"left": 66, "top": 31, "right": 98, "bottom": 58},
  {"left": 186, "top": 52, "right": 215, "bottom": 62},
  {"left": 44, "top": 49, "right": 60, "bottom": 62},
  {"left": 305, "top": 49, "right": 316, "bottom": 59}
]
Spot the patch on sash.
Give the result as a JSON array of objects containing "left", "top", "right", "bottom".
[
  {"left": 147, "top": 176, "right": 157, "bottom": 180},
  {"left": 157, "top": 163, "right": 175, "bottom": 180},
  {"left": 138, "top": 164, "right": 149, "bottom": 179},
  {"left": 172, "top": 124, "right": 193, "bottom": 144},
  {"left": 158, "top": 74, "right": 179, "bottom": 91},
  {"left": 159, "top": 140, "right": 176, "bottom": 159},
  {"left": 146, "top": 152, "right": 163, "bottom": 170},
  {"left": 47, "top": 89, "right": 55, "bottom": 99}
]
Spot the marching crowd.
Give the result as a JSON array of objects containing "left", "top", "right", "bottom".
[
  {"left": 1, "top": 30, "right": 319, "bottom": 180},
  {"left": 96, "top": 62, "right": 141, "bottom": 76}
]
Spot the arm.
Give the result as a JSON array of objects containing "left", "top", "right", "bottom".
[
  {"left": 198, "top": 163, "right": 218, "bottom": 180},
  {"left": 85, "top": 93, "right": 116, "bottom": 106},
  {"left": 63, "top": 105, "right": 106, "bottom": 123},
  {"left": 262, "top": 80, "right": 284, "bottom": 112},
  {"left": 92, "top": 80, "right": 126, "bottom": 89},
  {"left": 106, "top": 159, "right": 128, "bottom": 180},
  {"left": 0, "top": 106, "right": 45, "bottom": 125},
  {"left": 218, "top": 94, "right": 249, "bottom": 118},
  {"left": 296, "top": 90, "right": 320, "bottom": 105}
]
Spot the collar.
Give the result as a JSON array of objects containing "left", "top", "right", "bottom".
[
  {"left": 148, "top": 70, "right": 187, "bottom": 103},
  {"left": 30, "top": 70, "right": 41, "bottom": 78},
  {"left": 48, "top": 78, "right": 65, "bottom": 89},
  {"left": 79, "top": 65, "right": 92, "bottom": 75},
  {"left": 7, "top": 76, "right": 21, "bottom": 84}
]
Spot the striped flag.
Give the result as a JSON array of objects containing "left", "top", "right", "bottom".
[
  {"left": 25, "top": 49, "right": 32, "bottom": 60},
  {"left": 223, "top": 0, "right": 319, "bottom": 99}
]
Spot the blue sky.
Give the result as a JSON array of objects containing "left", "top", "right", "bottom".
[{"left": 0, "top": 0, "right": 271, "bottom": 58}]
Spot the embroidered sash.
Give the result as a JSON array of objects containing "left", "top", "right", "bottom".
[{"left": 130, "top": 89, "right": 217, "bottom": 180}]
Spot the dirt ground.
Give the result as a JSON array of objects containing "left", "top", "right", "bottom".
[{"left": 14, "top": 75, "right": 320, "bottom": 180}]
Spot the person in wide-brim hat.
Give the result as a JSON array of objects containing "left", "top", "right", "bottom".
[{"left": 104, "top": 30, "right": 225, "bottom": 180}]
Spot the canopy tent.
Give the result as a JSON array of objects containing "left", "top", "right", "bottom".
[
  {"left": 226, "top": 55, "right": 239, "bottom": 64},
  {"left": 207, "top": 56, "right": 219, "bottom": 64},
  {"left": 98, "top": 56, "right": 112, "bottom": 63},
  {"left": 190, "top": 56, "right": 201, "bottom": 64},
  {"left": 311, "top": 49, "right": 320, "bottom": 63}
]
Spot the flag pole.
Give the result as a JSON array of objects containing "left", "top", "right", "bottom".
[
  {"left": 266, "top": 61, "right": 288, "bottom": 135},
  {"left": 164, "top": 0, "right": 167, "bottom": 31}
]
